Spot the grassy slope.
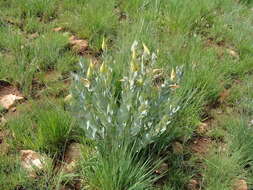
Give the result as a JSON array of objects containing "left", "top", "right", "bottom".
[{"left": 0, "top": 0, "right": 253, "bottom": 189}]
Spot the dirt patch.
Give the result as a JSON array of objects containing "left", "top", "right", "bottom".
[
  {"left": 190, "top": 137, "right": 212, "bottom": 155},
  {"left": 204, "top": 37, "right": 239, "bottom": 59},
  {"left": 0, "top": 80, "right": 22, "bottom": 98},
  {"left": 69, "top": 35, "right": 89, "bottom": 55}
]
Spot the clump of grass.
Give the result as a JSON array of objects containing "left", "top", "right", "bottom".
[
  {"left": 59, "top": 0, "right": 117, "bottom": 49},
  {"left": 0, "top": 155, "right": 28, "bottom": 190},
  {"left": 32, "top": 32, "right": 69, "bottom": 70},
  {"left": 228, "top": 75, "right": 253, "bottom": 115},
  {"left": 202, "top": 117, "right": 253, "bottom": 190},
  {"left": 81, "top": 143, "right": 156, "bottom": 190},
  {"left": 9, "top": 102, "right": 74, "bottom": 156},
  {"left": 0, "top": 153, "right": 72, "bottom": 190},
  {"left": 18, "top": 0, "right": 57, "bottom": 21}
]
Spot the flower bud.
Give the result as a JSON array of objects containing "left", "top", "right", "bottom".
[
  {"left": 170, "top": 68, "right": 176, "bottom": 81},
  {"left": 102, "top": 37, "right": 106, "bottom": 51},
  {"left": 143, "top": 43, "right": 150, "bottom": 55},
  {"left": 132, "top": 49, "right": 136, "bottom": 60}
]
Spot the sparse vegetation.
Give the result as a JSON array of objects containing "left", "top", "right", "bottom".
[{"left": 0, "top": 0, "right": 253, "bottom": 190}]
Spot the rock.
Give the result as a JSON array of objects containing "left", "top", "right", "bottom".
[
  {"left": 196, "top": 122, "right": 208, "bottom": 135},
  {"left": 69, "top": 35, "right": 88, "bottom": 54},
  {"left": 187, "top": 179, "right": 198, "bottom": 190},
  {"left": 61, "top": 143, "right": 83, "bottom": 173},
  {"left": 20, "top": 150, "right": 51, "bottom": 178},
  {"left": 172, "top": 141, "right": 184, "bottom": 154},
  {"left": 227, "top": 48, "right": 239, "bottom": 58},
  {"left": 233, "top": 179, "right": 247, "bottom": 190},
  {"left": 0, "top": 94, "right": 23, "bottom": 110},
  {"left": 53, "top": 27, "right": 64, "bottom": 32}
]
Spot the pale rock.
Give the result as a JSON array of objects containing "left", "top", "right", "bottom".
[
  {"left": 233, "top": 179, "right": 247, "bottom": 190},
  {"left": 53, "top": 27, "right": 64, "bottom": 32},
  {"left": 227, "top": 49, "right": 239, "bottom": 58},
  {"left": 20, "top": 150, "right": 51, "bottom": 178},
  {"left": 0, "top": 94, "right": 23, "bottom": 110},
  {"left": 196, "top": 122, "right": 208, "bottom": 135}
]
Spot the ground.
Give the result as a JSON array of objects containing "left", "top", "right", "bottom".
[{"left": 0, "top": 0, "right": 253, "bottom": 190}]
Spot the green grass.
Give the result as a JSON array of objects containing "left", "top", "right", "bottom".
[
  {"left": 8, "top": 101, "right": 74, "bottom": 156},
  {"left": 81, "top": 143, "right": 157, "bottom": 190},
  {"left": 202, "top": 117, "right": 253, "bottom": 189},
  {"left": 0, "top": 0, "right": 253, "bottom": 189}
]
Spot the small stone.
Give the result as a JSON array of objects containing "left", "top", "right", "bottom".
[
  {"left": 20, "top": 150, "right": 51, "bottom": 178},
  {"left": 227, "top": 49, "right": 239, "bottom": 58},
  {"left": 196, "top": 122, "right": 208, "bottom": 135},
  {"left": 172, "top": 141, "right": 184, "bottom": 154},
  {"left": 249, "top": 120, "right": 253, "bottom": 126},
  {"left": 0, "top": 94, "right": 23, "bottom": 110},
  {"left": 233, "top": 179, "right": 247, "bottom": 190},
  {"left": 53, "top": 27, "right": 64, "bottom": 32},
  {"left": 187, "top": 179, "right": 198, "bottom": 190}
]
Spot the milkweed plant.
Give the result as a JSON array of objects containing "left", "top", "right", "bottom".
[{"left": 71, "top": 40, "right": 183, "bottom": 149}]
